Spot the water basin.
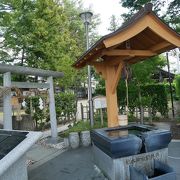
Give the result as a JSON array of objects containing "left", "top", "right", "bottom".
[{"left": 91, "top": 124, "right": 171, "bottom": 158}]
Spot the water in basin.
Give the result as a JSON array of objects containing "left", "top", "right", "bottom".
[{"left": 106, "top": 127, "right": 150, "bottom": 138}]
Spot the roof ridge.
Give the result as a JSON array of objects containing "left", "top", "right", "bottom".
[
  {"left": 111, "top": 3, "right": 153, "bottom": 36},
  {"left": 130, "top": 3, "right": 153, "bottom": 22}
]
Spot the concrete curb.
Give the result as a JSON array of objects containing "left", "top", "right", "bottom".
[{"left": 41, "top": 123, "right": 71, "bottom": 139}]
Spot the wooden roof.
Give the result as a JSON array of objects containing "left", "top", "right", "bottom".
[{"left": 73, "top": 3, "right": 180, "bottom": 69}]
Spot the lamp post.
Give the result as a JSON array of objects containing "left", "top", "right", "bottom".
[{"left": 80, "top": 11, "right": 94, "bottom": 127}]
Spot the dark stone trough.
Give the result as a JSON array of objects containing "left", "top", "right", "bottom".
[{"left": 91, "top": 124, "right": 175, "bottom": 180}]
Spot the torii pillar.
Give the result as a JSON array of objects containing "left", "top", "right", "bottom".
[
  {"left": 94, "top": 61, "right": 124, "bottom": 127},
  {"left": 3, "top": 72, "right": 12, "bottom": 130},
  {"left": 47, "top": 76, "right": 58, "bottom": 139}
]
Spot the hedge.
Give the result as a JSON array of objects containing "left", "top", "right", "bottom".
[{"left": 95, "top": 82, "right": 168, "bottom": 117}]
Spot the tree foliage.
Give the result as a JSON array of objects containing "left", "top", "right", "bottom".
[
  {"left": 55, "top": 92, "right": 76, "bottom": 123},
  {"left": 131, "top": 56, "right": 166, "bottom": 85},
  {"left": 166, "top": 0, "right": 180, "bottom": 33},
  {"left": 0, "top": 0, "right": 100, "bottom": 88},
  {"left": 120, "top": 0, "right": 179, "bottom": 32},
  {"left": 175, "top": 75, "right": 180, "bottom": 98},
  {"left": 95, "top": 82, "right": 168, "bottom": 118},
  {"left": 108, "top": 15, "right": 120, "bottom": 32}
]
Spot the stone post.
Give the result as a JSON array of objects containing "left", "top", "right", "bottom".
[
  {"left": 3, "top": 72, "right": 12, "bottom": 129},
  {"left": 47, "top": 76, "right": 58, "bottom": 139}
]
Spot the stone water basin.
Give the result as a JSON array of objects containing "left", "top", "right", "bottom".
[{"left": 91, "top": 124, "right": 171, "bottom": 158}]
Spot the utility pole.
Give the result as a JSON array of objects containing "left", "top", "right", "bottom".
[{"left": 166, "top": 52, "right": 175, "bottom": 119}]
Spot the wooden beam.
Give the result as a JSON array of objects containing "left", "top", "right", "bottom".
[
  {"left": 81, "top": 51, "right": 103, "bottom": 66},
  {"left": 108, "top": 43, "right": 122, "bottom": 50},
  {"left": 93, "top": 61, "right": 125, "bottom": 127},
  {"left": 150, "top": 41, "right": 171, "bottom": 51},
  {"left": 103, "top": 16, "right": 150, "bottom": 48},
  {"left": 148, "top": 14, "right": 180, "bottom": 47},
  {"left": 102, "top": 49, "right": 157, "bottom": 56},
  {"left": 102, "top": 56, "right": 127, "bottom": 66},
  {"left": 104, "top": 61, "right": 124, "bottom": 127},
  {"left": 111, "top": 62, "right": 124, "bottom": 94},
  {"left": 93, "top": 63, "right": 107, "bottom": 79},
  {"left": 127, "top": 56, "right": 146, "bottom": 64},
  {"left": 103, "top": 14, "right": 180, "bottom": 48}
]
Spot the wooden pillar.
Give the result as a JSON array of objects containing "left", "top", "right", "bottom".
[
  {"left": 105, "top": 77, "right": 119, "bottom": 127},
  {"left": 94, "top": 61, "right": 124, "bottom": 127}
]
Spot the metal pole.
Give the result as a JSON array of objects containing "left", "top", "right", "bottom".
[
  {"left": 47, "top": 76, "right": 58, "bottom": 139},
  {"left": 166, "top": 52, "right": 175, "bottom": 118},
  {"left": 85, "top": 22, "right": 94, "bottom": 127},
  {"left": 177, "top": 48, "right": 180, "bottom": 74},
  {"left": 3, "top": 72, "right": 12, "bottom": 129}
]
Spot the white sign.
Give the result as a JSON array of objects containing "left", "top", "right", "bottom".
[{"left": 93, "top": 96, "right": 107, "bottom": 109}]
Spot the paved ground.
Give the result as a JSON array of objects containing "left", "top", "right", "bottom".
[
  {"left": 28, "top": 147, "right": 106, "bottom": 180},
  {"left": 28, "top": 141, "right": 180, "bottom": 180},
  {"left": 27, "top": 144, "right": 64, "bottom": 169},
  {"left": 26, "top": 123, "right": 70, "bottom": 169}
]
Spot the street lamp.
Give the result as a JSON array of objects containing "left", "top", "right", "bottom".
[{"left": 80, "top": 11, "right": 94, "bottom": 127}]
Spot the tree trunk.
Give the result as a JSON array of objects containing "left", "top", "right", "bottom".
[
  {"left": 125, "top": 67, "right": 129, "bottom": 116},
  {"left": 21, "top": 48, "right": 25, "bottom": 66},
  {"left": 138, "top": 89, "right": 144, "bottom": 124},
  {"left": 148, "top": 107, "right": 152, "bottom": 124}
]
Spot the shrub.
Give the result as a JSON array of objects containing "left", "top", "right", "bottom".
[
  {"left": 95, "top": 83, "right": 168, "bottom": 118},
  {"left": 59, "top": 119, "right": 107, "bottom": 138},
  {"left": 175, "top": 75, "right": 180, "bottom": 98},
  {"left": 25, "top": 96, "right": 48, "bottom": 130},
  {"left": 55, "top": 92, "right": 76, "bottom": 123}
]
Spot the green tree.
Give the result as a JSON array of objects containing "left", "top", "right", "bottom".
[
  {"left": 175, "top": 75, "right": 180, "bottom": 98},
  {"left": 0, "top": 0, "right": 100, "bottom": 89},
  {"left": 120, "top": 0, "right": 166, "bottom": 20},
  {"left": 131, "top": 56, "right": 166, "bottom": 122},
  {"left": 108, "top": 15, "right": 119, "bottom": 32},
  {"left": 166, "top": 0, "right": 180, "bottom": 33},
  {"left": 120, "top": 0, "right": 179, "bottom": 32},
  {"left": 0, "top": 0, "right": 36, "bottom": 65}
]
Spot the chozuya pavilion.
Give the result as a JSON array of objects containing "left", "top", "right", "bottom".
[
  {"left": 73, "top": 3, "right": 180, "bottom": 128},
  {"left": 73, "top": 4, "right": 180, "bottom": 179}
]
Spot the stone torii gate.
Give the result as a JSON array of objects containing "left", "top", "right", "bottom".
[
  {"left": 73, "top": 3, "right": 180, "bottom": 128},
  {"left": 0, "top": 63, "right": 63, "bottom": 139}
]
